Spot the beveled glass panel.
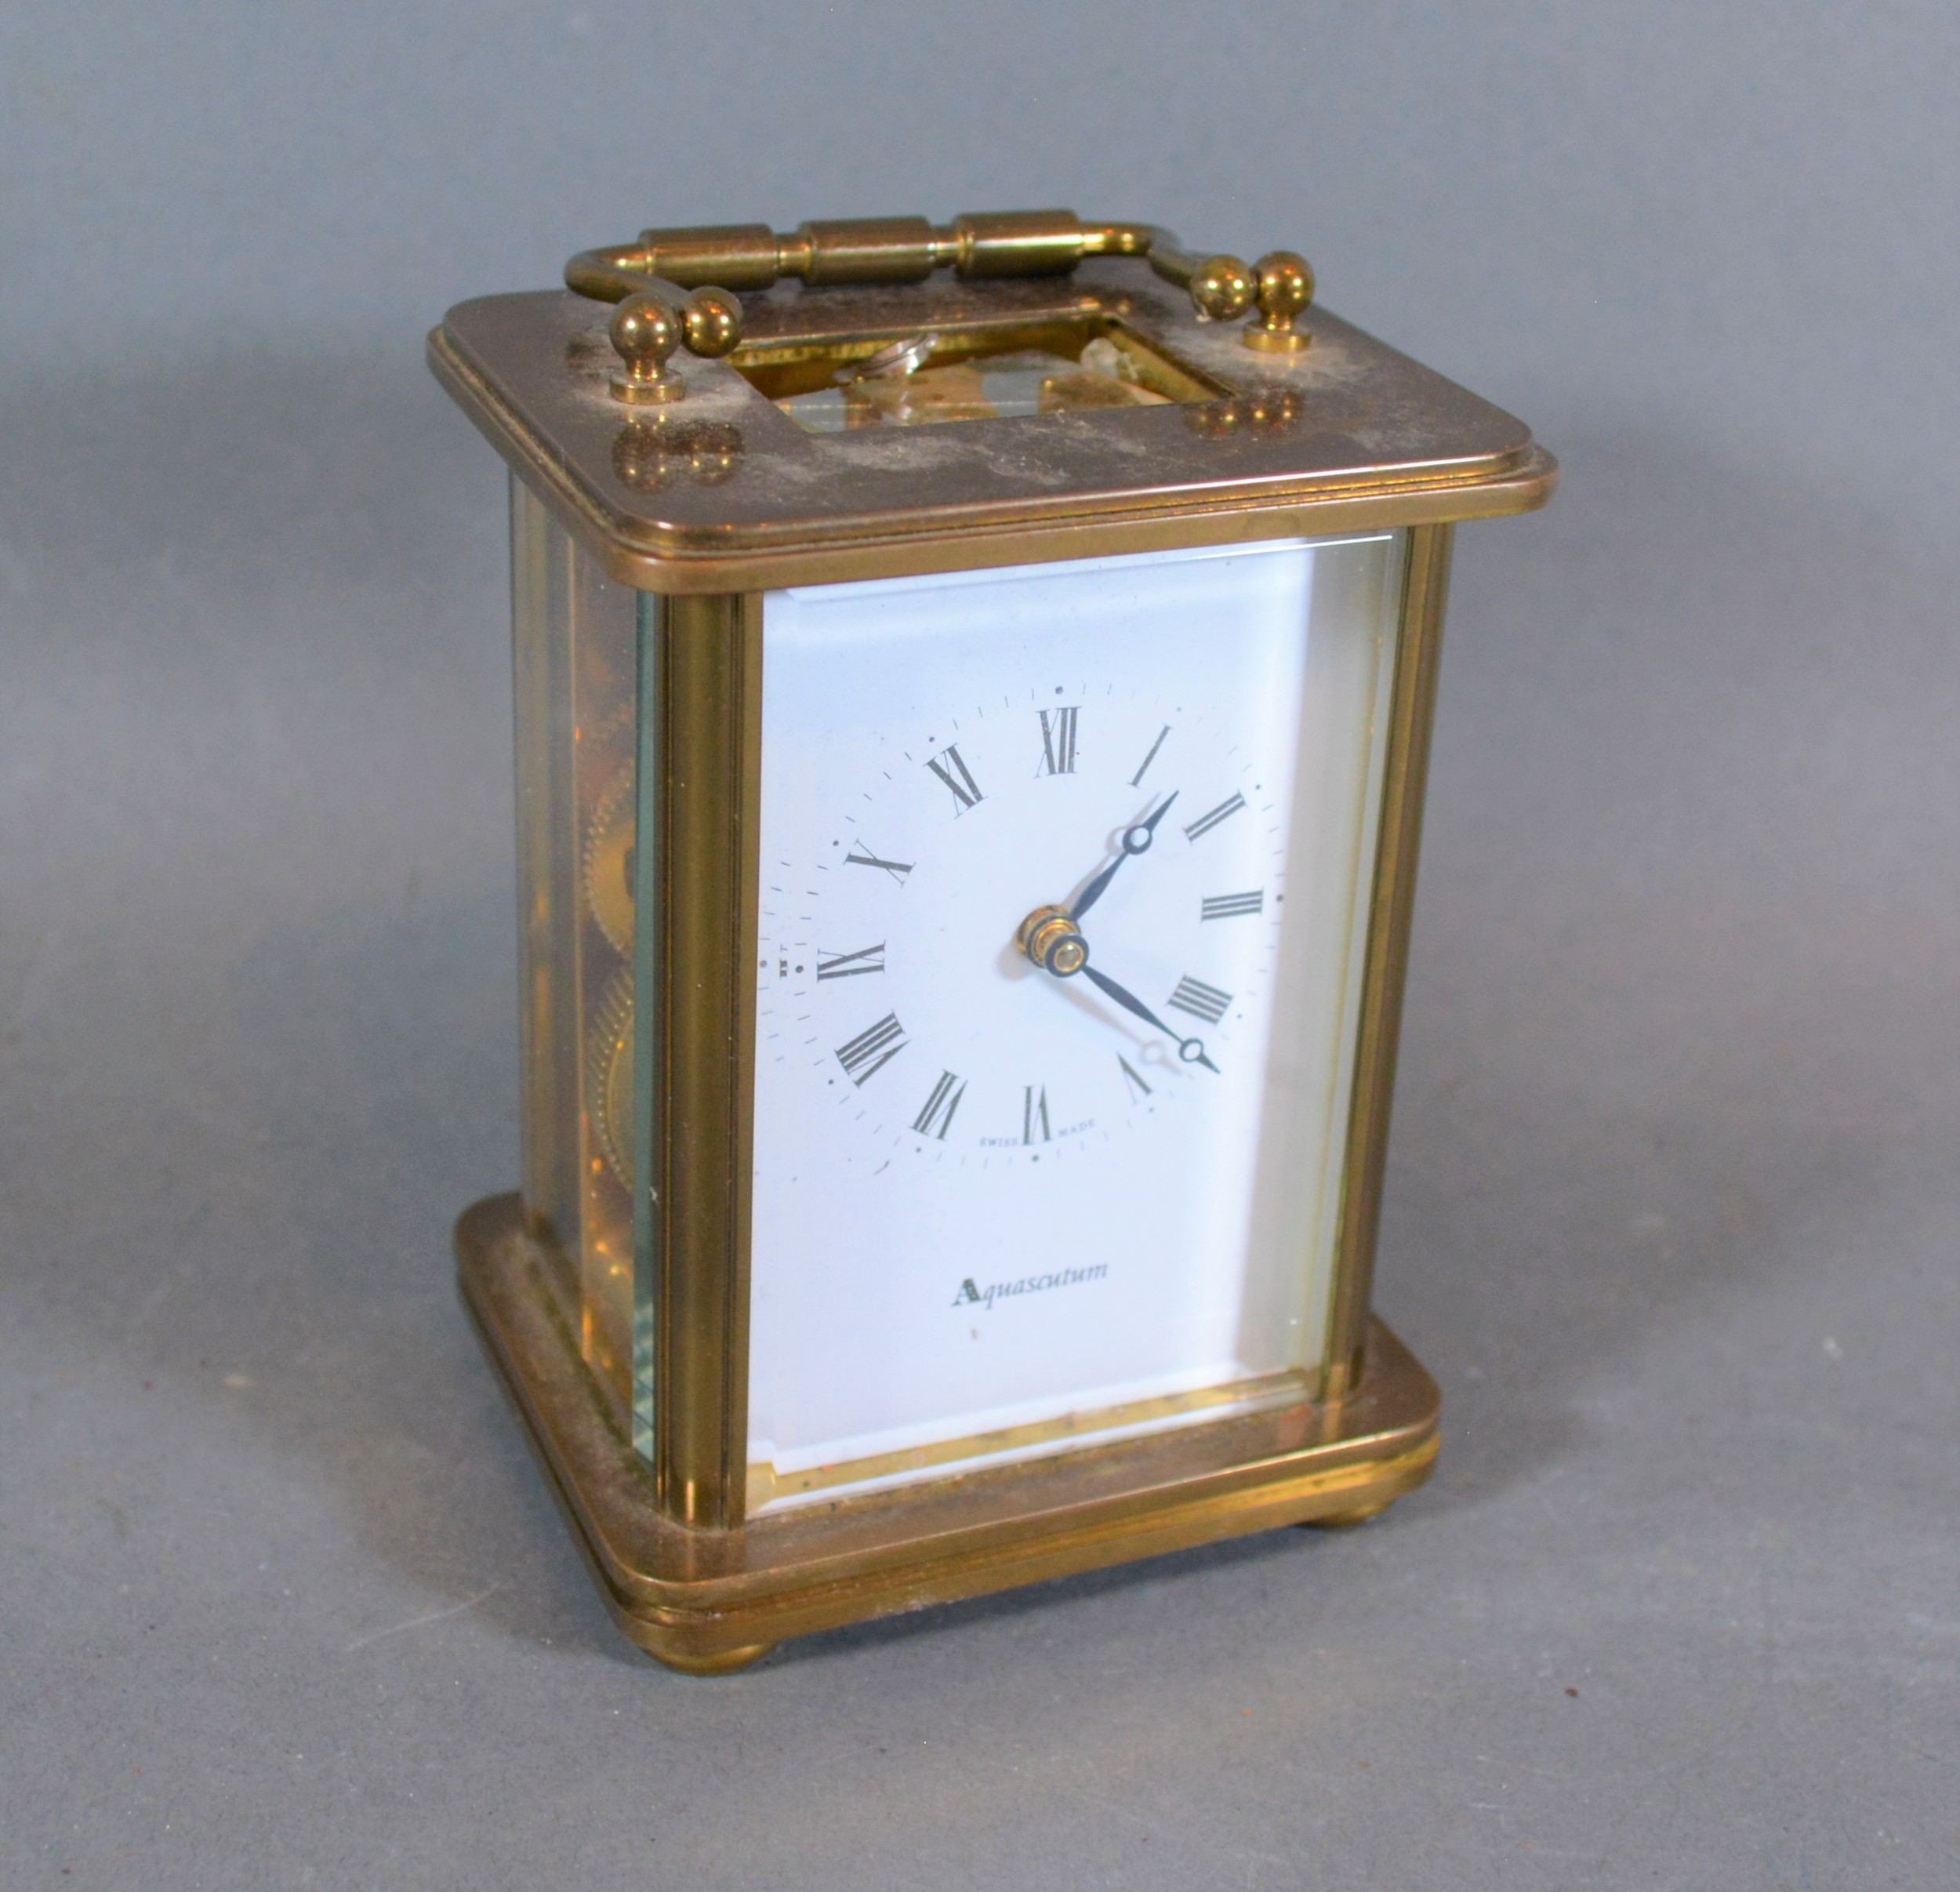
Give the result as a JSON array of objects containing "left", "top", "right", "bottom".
[{"left": 507, "top": 479, "right": 638, "bottom": 1400}]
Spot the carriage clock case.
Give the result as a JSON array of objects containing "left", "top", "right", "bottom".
[{"left": 429, "top": 210, "right": 1554, "bottom": 1673}]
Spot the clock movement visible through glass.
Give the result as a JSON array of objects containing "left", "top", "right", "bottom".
[
  {"left": 730, "top": 317, "right": 1221, "bottom": 434},
  {"left": 746, "top": 535, "right": 1405, "bottom": 1509}
]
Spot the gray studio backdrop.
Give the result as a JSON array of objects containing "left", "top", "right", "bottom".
[{"left": 4, "top": 5, "right": 1956, "bottom": 1889}]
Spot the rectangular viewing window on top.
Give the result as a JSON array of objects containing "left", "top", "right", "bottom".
[{"left": 731, "top": 316, "right": 1228, "bottom": 434}]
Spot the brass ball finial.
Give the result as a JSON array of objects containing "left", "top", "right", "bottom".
[
  {"left": 681, "top": 286, "right": 743, "bottom": 359},
  {"left": 608, "top": 292, "right": 684, "bottom": 404},
  {"left": 1189, "top": 253, "right": 1256, "bottom": 322},
  {"left": 1243, "top": 250, "right": 1314, "bottom": 353}
]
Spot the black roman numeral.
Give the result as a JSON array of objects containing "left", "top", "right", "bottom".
[
  {"left": 913, "top": 1070, "right": 966, "bottom": 1140},
  {"left": 1201, "top": 891, "right": 1264, "bottom": 921},
  {"left": 1130, "top": 724, "right": 1170, "bottom": 788},
  {"left": 843, "top": 844, "right": 913, "bottom": 886},
  {"left": 925, "top": 743, "right": 984, "bottom": 812},
  {"left": 1167, "top": 976, "right": 1232, "bottom": 1026},
  {"left": 1022, "top": 1084, "right": 1051, "bottom": 1145},
  {"left": 1118, "top": 1055, "right": 1153, "bottom": 1102},
  {"left": 834, "top": 1013, "right": 907, "bottom": 1085},
  {"left": 815, "top": 942, "right": 885, "bottom": 979},
  {"left": 1183, "top": 793, "right": 1246, "bottom": 842},
  {"left": 1037, "top": 706, "right": 1079, "bottom": 776}
]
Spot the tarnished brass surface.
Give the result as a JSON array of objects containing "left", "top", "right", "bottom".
[
  {"left": 430, "top": 257, "right": 1553, "bottom": 594},
  {"left": 456, "top": 1193, "right": 1440, "bottom": 1670},
  {"left": 612, "top": 416, "right": 744, "bottom": 492}
]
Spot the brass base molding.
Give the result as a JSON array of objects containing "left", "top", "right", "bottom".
[{"left": 456, "top": 1193, "right": 1440, "bottom": 1673}]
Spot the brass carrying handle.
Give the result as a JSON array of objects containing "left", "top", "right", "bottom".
[{"left": 567, "top": 211, "right": 1314, "bottom": 401}]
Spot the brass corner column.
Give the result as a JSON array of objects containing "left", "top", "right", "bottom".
[{"left": 633, "top": 590, "right": 764, "bottom": 1528}]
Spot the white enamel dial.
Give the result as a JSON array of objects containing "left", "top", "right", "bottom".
[
  {"left": 760, "top": 685, "right": 1285, "bottom": 1167},
  {"left": 746, "top": 536, "right": 1402, "bottom": 1509}
]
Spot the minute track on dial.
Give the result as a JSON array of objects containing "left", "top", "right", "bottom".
[{"left": 786, "top": 686, "right": 1273, "bottom": 1158}]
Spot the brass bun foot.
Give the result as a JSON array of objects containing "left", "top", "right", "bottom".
[
  {"left": 1300, "top": 1497, "right": 1396, "bottom": 1529},
  {"left": 648, "top": 1642, "right": 776, "bottom": 1677},
  {"left": 456, "top": 1193, "right": 1439, "bottom": 1665}
]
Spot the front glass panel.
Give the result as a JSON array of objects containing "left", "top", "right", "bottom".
[{"left": 747, "top": 533, "right": 1403, "bottom": 1510}]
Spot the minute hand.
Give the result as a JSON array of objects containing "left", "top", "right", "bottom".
[
  {"left": 1080, "top": 962, "right": 1220, "bottom": 1073},
  {"left": 1069, "top": 792, "right": 1178, "bottom": 923}
]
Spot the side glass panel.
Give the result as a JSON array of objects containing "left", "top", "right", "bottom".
[
  {"left": 507, "top": 479, "right": 638, "bottom": 1402},
  {"left": 746, "top": 532, "right": 1404, "bottom": 1511}
]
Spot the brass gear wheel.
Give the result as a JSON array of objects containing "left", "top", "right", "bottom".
[
  {"left": 583, "top": 766, "right": 636, "bottom": 957},
  {"left": 586, "top": 968, "right": 637, "bottom": 1192}
]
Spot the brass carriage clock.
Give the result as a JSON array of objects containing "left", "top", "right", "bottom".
[{"left": 430, "top": 210, "right": 1553, "bottom": 1672}]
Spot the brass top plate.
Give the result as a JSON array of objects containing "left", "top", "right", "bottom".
[{"left": 430, "top": 258, "right": 1553, "bottom": 593}]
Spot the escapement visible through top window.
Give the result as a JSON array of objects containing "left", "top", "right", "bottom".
[{"left": 730, "top": 316, "right": 1229, "bottom": 434}]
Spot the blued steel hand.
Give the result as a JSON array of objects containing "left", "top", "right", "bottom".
[
  {"left": 1069, "top": 792, "right": 1178, "bottom": 923},
  {"left": 1080, "top": 961, "right": 1219, "bottom": 1073}
]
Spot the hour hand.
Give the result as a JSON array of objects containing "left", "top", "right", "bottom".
[
  {"left": 1080, "top": 962, "right": 1219, "bottom": 1073},
  {"left": 1069, "top": 792, "right": 1178, "bottom": 922}
]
